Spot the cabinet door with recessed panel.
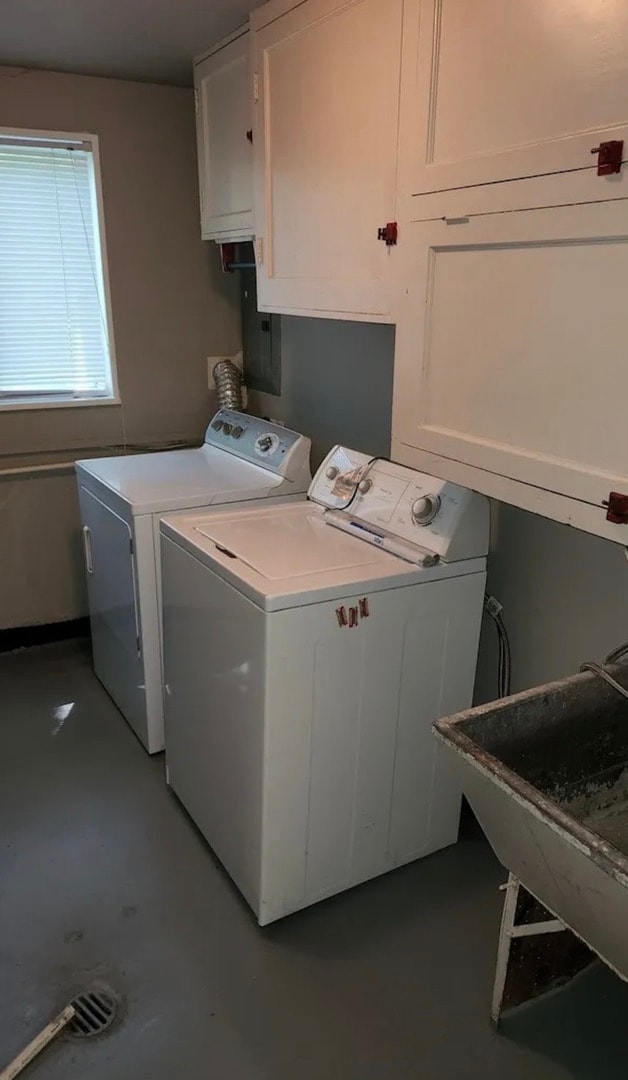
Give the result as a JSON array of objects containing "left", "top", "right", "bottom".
[
  {"left": 195, "top": 28, "right": 254, "bottom": 241},
  {"left": 405, "top": 0, "right": 628, "bottom": 198},
  {"left": 251, "top": 0, "right": 402, "bottom": 321},
  {"left": 392, "top": 200, "right": 628, "bottom": 542}
]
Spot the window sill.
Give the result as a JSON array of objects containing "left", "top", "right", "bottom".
[{"left": 0, "top": 396, "right": 121, "bottom": 413}]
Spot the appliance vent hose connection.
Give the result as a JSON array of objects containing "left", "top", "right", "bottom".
[{"left": 213, "top": 359, "right": 243, "bottom": 412}]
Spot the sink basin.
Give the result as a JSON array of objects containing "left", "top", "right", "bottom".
[{"left": 434, "top": 663, "right": 628, "bottom": 981}]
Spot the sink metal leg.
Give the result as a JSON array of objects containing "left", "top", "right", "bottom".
[
  {"left": 491, "top": 873, "right": 521, "bottom": 1023},
  {"left": 491, "top": 872, "right": 589, "bottom": 1023}
]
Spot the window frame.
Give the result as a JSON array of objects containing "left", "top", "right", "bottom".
[{"left": 0, "top": 126, "right": 120, "bottom": 412}]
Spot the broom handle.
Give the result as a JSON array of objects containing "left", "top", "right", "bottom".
[{"left": 0, "top": 1005, "right": 76, "bottom": 1080}]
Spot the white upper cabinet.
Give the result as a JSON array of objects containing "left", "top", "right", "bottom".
[
  {"left": 194, "top": 28, "right": 254, "bottom": 241},
  {"left": 251, "top": 0, "right": 403, "bottom": 321},
  {"left": 392, "top": 202, "right": 628, "bottom": 543},
  {"left": 407, "top": 0, "right": 628, "bottom": 197}
]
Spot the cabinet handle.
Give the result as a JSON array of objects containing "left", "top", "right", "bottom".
[
  {"left": 377, "top": 222, "right": 398, "bottom": 246},
  {"left": 590, "top": 140, "right": 623, "bottom": 176},
  {"left": 246, "top": 129, "right": 253, "bottom": 144},
  {"left": 82, "top": 526, "right": 93, "bottom": 574}
]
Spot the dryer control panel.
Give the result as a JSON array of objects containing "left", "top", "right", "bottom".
[
  {"left": 204, "top": 410, "right": 311, "bottom": 482},
  {"left": 309, "top": 447, "right": 489, "bottom": 562}
]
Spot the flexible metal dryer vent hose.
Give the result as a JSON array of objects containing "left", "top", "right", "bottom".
[{"left": 213, "top": 359, "right": 243, "bottom": 412}]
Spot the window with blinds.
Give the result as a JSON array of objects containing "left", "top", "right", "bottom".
[{"left": 0, "top": 131, "right": 117, "bottom": 408}]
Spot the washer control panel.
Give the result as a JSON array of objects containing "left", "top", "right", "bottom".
[
  {"left": 204, "top": 410, "right": 310, "bottom": 479},
  {"left": 309, "top": 446, "right": 488, "bottom": 561}
]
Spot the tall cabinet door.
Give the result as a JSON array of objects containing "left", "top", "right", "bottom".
[
  {"left": 195, "top": 28, "right": 254, "bottom": 241},
  {"left": 391, "top": 201, "right": 628, "bottom": 542},
  {"left": 407, "top": 0, "right": 628, "bottom": 196},
  {"left": 251, "top": 0, "right": 402, "bottom": 320},
  {"left": 78, "top": 487, "right": 146, "bottom": 743}
]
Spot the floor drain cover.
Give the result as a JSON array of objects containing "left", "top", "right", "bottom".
[{"left": 67, "top": 988, "right": 118, "bottom": 1038}]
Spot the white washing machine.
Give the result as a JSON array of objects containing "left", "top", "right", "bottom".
[
  {"left": 75, "top": 411, "right": 311, "bottom": 753},
  {"left": 160, "top": 447, "right": 489, "bottom": 924}
]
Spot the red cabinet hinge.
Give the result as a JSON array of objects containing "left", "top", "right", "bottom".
[
  {"left": 591, "top": 140, "right": 624, "bottom": 176},
  {"left": 603, "top": 492, "right": 628, "bottom": 524},
  {"left": 377, "top": 222, "right": 398, "bottom": 246}
]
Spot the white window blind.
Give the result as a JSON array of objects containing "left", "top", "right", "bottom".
[{"left": 0, "top": 132, "right": 116, "bottom": 407}]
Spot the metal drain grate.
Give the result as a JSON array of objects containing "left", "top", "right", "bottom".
[{"left": 67, "top": 989, "right": 118, "bottom": 1039}]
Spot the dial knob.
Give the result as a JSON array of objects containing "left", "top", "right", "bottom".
[
  {"left": 326, "top": 465, "right": 339, "bottom": 480},
  {"left": 222, "top": 422, "right": 232, "bottom": 435},
  {"left": 232, "top": 425, "right": 244, "bottom": 439},
  {"left": 411, "top": 494, "right": 441, "bottom": 525},
  {"left": 212, "top": 420, "right": 223, "bottom": 431},
  {"left": 358, "top": 478, "right": 373, "bottom": 494},
  {"left": 255, "top": 432, "right": 278, "bottom": 453}
]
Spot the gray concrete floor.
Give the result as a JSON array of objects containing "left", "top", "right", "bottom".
[{"left": 2, "top": 641, "right": 628, "bottom": 1079}]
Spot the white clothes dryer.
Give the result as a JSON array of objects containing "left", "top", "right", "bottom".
[{"left": 76, "top": 411, "right": 311, "bottom": 752}]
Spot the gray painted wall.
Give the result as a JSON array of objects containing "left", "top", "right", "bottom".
[
  {"left": 254, "top": 318, "right": 627, "bottom": 704},
  {"left": 250, "top": 317, "right": 396, "bottom": 469},
  {"left": 0, "top": 66, "right": 240, "bottom": 629},
  {"left": 474, "top": 502, "right": 628, "bottom": 704}
]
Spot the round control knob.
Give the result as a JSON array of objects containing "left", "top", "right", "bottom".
[
  {"left": 231, "top": 425, "right": 244, "bottom": 439},
  {"left": 358, "top": 478, "right": 373, "bottom": 494},
  {"left": 256, "top": 434, "right": 274, "bottom": 453},
  {"left": 326, "top": 465, "right": 339, "bottom": 480},
  {"left": 212, "top": 420, "right": 223, "bottom": 431},
  {"left": 222, "top": 422, "right": 232, "bottom": 435},
  {"left": 411, "top": 494, "right": 441, "bottom": 525}
]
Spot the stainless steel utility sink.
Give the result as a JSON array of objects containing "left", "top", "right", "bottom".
[{"left": 434, "top": 664, "right": 628, "bottom": 982}]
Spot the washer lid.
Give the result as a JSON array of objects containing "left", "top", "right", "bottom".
[
  {"left": 162, "top": 501, "right": 484, "bottom": 612},
  {"left": 194, "top": 502, "right": 395, "bottom": 580}
]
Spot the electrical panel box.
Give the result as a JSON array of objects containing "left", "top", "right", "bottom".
[{"left": 240, "top": 265, "right": 281, "bottom": 396}]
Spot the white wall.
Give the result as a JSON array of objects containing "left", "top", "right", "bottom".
[
  {"left": 0, "top": 66, "right": 240, "bottom": 629},
  {"left": 257, "top": 318, "right": 628, "bottom": 703}
]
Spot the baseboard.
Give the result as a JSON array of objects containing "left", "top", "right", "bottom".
[{"left": 0, "top": 617, "right": 90, "bottom": 654}]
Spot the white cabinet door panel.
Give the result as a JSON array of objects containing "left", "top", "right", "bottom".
[
  {"left": 392, "top": 201, "right": 628, "bottom": 540},
  {"left": 408, "top": 0, "right": 628, "bottom": 195},
  {"left": 195, "top": 29, "right": 254, "bottom": 240},
  {"left": 252, "top": 0, "right": 402, "bottom": 319}
]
